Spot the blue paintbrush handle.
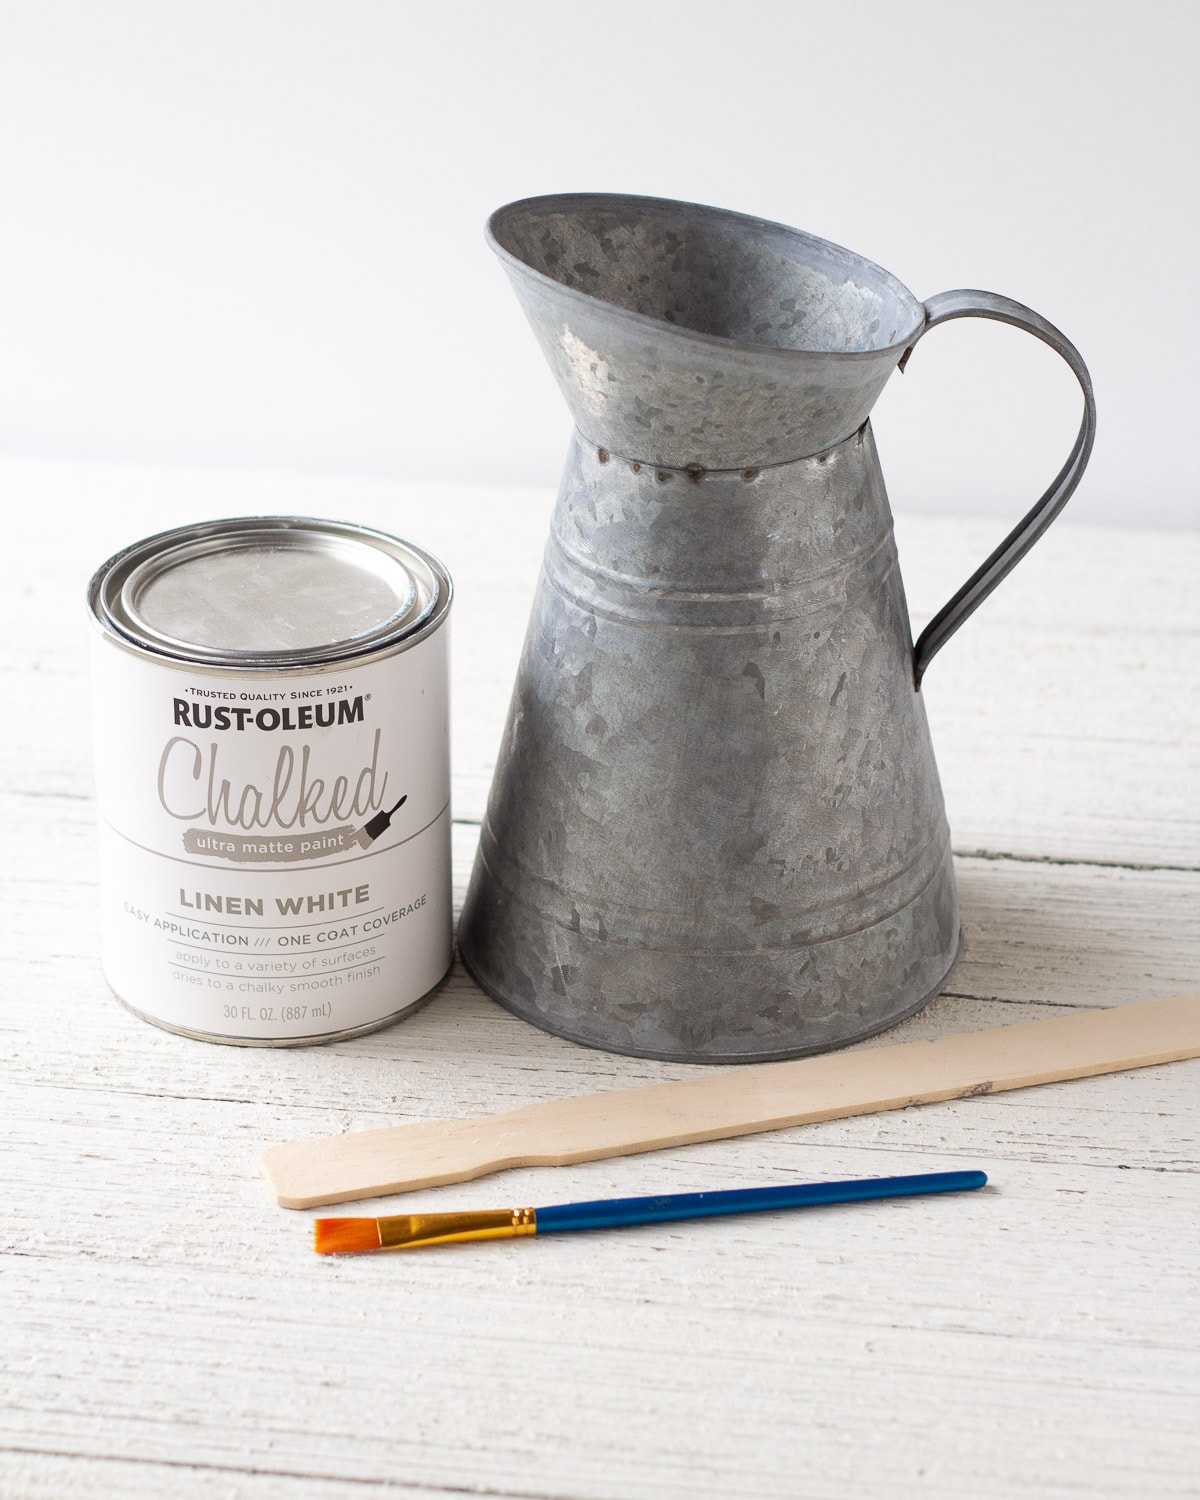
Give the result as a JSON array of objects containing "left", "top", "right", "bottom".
[{"left": 534, "top": 1170, "right": 987, "bottom": 1235}]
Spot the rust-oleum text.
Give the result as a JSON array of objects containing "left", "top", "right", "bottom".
[{"left": 172, "top": 697, "right": 365, "bottom": 731}]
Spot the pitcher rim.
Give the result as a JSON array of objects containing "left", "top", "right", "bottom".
[{"left": 486, "top": 192, "right": 927, "bottom": 362}]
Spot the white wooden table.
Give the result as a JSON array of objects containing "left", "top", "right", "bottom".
[{"left": 3, "top": 455, "right": 1198, "bottom": 1500}]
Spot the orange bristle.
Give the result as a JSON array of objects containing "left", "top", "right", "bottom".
[{"left": 313, "top": 1217, "right": 382, "bottom": 1255}]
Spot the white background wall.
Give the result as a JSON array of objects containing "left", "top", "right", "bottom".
[{"left": 0, "top": 0, "right": 1195, "bottom": 528}]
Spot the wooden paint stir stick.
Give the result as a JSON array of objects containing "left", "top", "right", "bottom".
[{"left": 262, "top": 992, "right": 1200, "bottom": 1209}]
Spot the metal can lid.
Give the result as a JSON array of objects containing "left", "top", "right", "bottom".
[{"left": 89, "top": 516, "right": 448, "bottom": 668}]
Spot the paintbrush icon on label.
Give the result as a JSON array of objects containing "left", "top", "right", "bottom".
[{"left": 354, "top": 796, "right": 407, "bottom": 849}]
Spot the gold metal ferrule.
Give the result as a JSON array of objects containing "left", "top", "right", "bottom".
[{"left": 375, "top": 1206, "right": 537, "bottom": 1250}]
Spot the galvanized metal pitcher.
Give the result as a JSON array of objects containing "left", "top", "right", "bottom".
[{"left": 459, "top": 193, "right": 1095, "bottom": 1063}]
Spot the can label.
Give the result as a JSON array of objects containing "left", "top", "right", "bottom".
[{"left": 91, "top": 629, "right": 452, "bottom": 1041}]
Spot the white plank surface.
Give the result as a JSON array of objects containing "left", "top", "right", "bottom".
[{"left": 2, "top": 455, "right": 1198, "bottom": 1500}]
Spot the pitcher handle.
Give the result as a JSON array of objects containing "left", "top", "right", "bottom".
[{"left": 898, "top": 289, "right": 1096, "bottom": 689}]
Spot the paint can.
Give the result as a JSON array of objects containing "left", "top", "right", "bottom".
[{"left": 87, "top": 516, "right": 453, "bottom": 1045}]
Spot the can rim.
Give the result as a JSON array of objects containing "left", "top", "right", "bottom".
[{"left": 88, "top": 516, "right": 452, "bottom": 669}]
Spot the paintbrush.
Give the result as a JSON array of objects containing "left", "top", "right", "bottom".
[
  {"left": 354, "top": 795, "right": 407, "bottom": 849},
  {"left": 313, "top": 1168, "right": 987, "bottom": 1253}
]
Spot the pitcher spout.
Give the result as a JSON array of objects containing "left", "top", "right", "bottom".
[{"left": 488, "top": 193, "right": 926, "bottom": 470}]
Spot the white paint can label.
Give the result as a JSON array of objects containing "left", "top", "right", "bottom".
[{"left": 88, "top": 517, "right": 453, "bottom": 1044}]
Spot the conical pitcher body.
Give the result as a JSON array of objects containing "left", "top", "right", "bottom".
[{"left": 459, "top": 194, "right": 1095, "bottom": 1062}]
